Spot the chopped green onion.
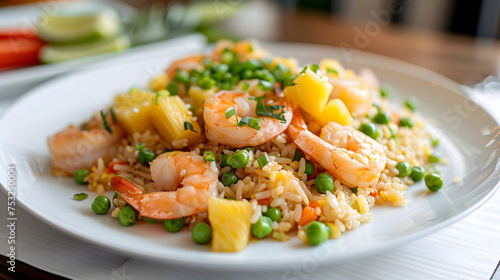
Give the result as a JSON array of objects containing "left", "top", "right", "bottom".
[
  {"left": 154, "top": 89, "right": 169, "bottom": 105},
  {"left": 238, "top": 117, "right": 262, "bottom": 130},
  {"left": 257, "top": 153, "right": 270, "bottom": 168},
  {"left": 203, "top": 150, "right": 216, "bottom": 162},
  {"left": 184, "top": 121, "right": 197, "bottom": 133},
  {"left": 174, "top": 70, "right": 189, "bottom": 84},
  {"left": 326, "top": 68, "right": 338, "bottom": 74},
  {"left": 198, "top": 76, "right": 215, "bottom": 90},
  {"left": 380, "top": 84, "right": 392, "bottom": 98},
  {"left": 100, "top": 111, "right": 112, "bottom": 133},
  {"left": 245, "top": 147, "right": 255, "bottom": 153},
  {"left": 310, "top": 64, "right": 319, "bottom": 74},
  {"left": 431, "top": 136, "right": 439, "bottom": 147},
  {"left": 73, "top": 193, "right": 88, "bottom": 201},
  {"left": 110, "top": 107, "right": 116, "bottom": 123},
  {"left": 300, "top": 66, "right": 307, "bottom": 75},
  {"left": 135, "top": 142, "right": 145, "bottom": 150},
  {"left": 241, "top": 82, "right": 249, "bottom": 90},
  {"left": 81, "top": 122, "right": 87, "bottom": 131},
  {"left": 258, "top": 80, "right": 273, "bottom": 91},
  {"left": 224, "top": 106, "right": 236, "bottom": 119},
  {"left": 405, "top": 97, "right": 418, "bottom": 112}
]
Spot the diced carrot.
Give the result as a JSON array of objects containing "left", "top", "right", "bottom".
[
  {"left": 309, "top": 200, "right": 321, "bottom": 209},
  {"left": 297, "top": 206, "right": 318, "bottom": 226},
  {"left": 257, "top": 197, "right": 270, "bottom": 205},
  {"left": 390, "top": 112, "right": 399, "bottom": 124},
  {"left": 108, "top": 161, "right": 127, "bottom": 173},
  {"left": 369, "top": 186, "right": 378, "bottom": 197}
]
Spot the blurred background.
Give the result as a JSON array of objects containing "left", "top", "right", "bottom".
[{"left": 1, "top": 0, "right": 499, "bottom": 86}]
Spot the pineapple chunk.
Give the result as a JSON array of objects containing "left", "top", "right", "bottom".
[
  {"left": 113, "top": 90, "right": 155, "bottom": 134},
  {"left": 151, "top": 96, "right": 201, "bottom": 149},
  {"left": 319, "top": 58, "right": 346, "bottom": 77},
  {"left": 324, "top": 222, "right": 342, "bottom": 239},
  {"left": 208, "top": 197, "right": 253, "bottom": 252},
  {"left": 317, "top": 98, "right": 353, "bottom": 126},
  {"left": 283, "top": 68, "right": 333, "bottom": 116},
  {"left": 149, "top": 74, "right": 168, "bottom": 91},
  {"left": 189, "top": 86, "right": 216, "bottom": 116}
]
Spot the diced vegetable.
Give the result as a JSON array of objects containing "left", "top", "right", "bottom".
[
  {"left": 297, "top": 206, "right": 318, "bottom": 226},
  {"left": 324, "top": 222, "right": 342, "bottom": 239},
  {"left": 151, "top": 96, "right": 201, "bottom": 148},
  {"left": 149, "top": 74, "right": 168, "bottom": 91},
  {"left": 318, "top": 58, "right": 346, "bottom": 77},
  {"left": 0, "top": 31, "right": 44, "bottom": 70},
  {"left": 208, "top": 197, "right": 253, "bottom": 252},
  {"left": 189, "top": 86, "right": 216, "bottom": 116},
  {"left": 113, "top": 90, "right": 155, "bottom": 134}
]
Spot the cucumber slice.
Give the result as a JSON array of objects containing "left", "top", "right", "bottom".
[
  {"left": 37, "top": 7, "right": 121, "bottom": 44},
  {"left": 39, "top": 36, "right": 130, "bottom": 63}
]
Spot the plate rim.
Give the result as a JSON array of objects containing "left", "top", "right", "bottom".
[{"left": 1, "top": 41, "right": 499, "bottom": 269}]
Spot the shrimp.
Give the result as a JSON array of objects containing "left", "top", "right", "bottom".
[
  {"left": 165, "top": 54, "right": 205, "bottom": 80},
  {"left": 287, "top": 111, "right": 385, "bottom": 188},
  {"left": 109, "top": 152, "right": 218, "bottom": 219},
  {"left": 203, "top": 91, "right": 293, "bottom": 147},
  {"left": 47, "top": 113, "right": 124, "bottom": 174}
]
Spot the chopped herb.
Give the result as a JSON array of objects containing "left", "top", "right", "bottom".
[
  {"left": 174, "top": 69, "right": 189, "bottom": 84},
  {"left": 73, "top": 193, "right": 88, "bottom": 201},
  {"left": 238, "top": 117, "right": 262, "bottom": 130},
  {"left": 257, "top": 153, "right": 270, "bottom": 169},
  {"left": 300, "top": 66, "right": 307, "bottom": 75},
  {"left": 154, "top": 89, "right": 169, "bottom": 105},
  {"left": 258, "top": 80, "right": 273, "bottom": 91},
  {"left": 245, "top": 147, "right": 255, "bottom": 153},
  {"left": 81, "top": 122, "right": 87, "bottom": 131},
  {"left": 224, "top": 106, "right": 236, "bottom": 119},
  {"left": 203, "top": 150, "right": 216, "bottom": 162},
  {"left": 184, "top": 121, "right": 197, "bottom": 133},
  {"left": 380, "top": 84, "right": 392, "bottom": 98},
  {"left": 241, "top": 82, "right": 249, "bottom": 90},
  {"left": 431, "top": 136, "right": 439, "bottom": 147},
  {"left": 326, "top": 68, "right": 338, "bottom": 75},
  {"left": 167, "top": 83, "right": 178, "bottom": 96},
  {"left": 248, "top": 42, "right": 254, "bottom": 53},
  {"left": 350, "top": 187, "right": 358, "bottom": 195},
  {"left": 310, "top": 64, "right": 319, "bottom": 74},
  {"left": 100, "top": 111, "right": 112, "bottom": 133},
  {"left": 110, "top": 107, "right": 116, "bottom": 123},
  {"left": 255, "top": 97, "right": 286, "bottom": 123}
]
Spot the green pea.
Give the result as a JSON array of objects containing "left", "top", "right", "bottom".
[
  {"left": 91, "top": 196, "right": 110, "bottom": 214},
  {"left": 74, "top": 169, "right": 90, "bottom": 185},
  {"left": 293, "top": 150, "right": 304, "bottom": 162},
  {"left": 251, "top": 216, "right": 273, "bottom": 239},
  {"left": 305, "top": 160, "right": 315, "bottom": 176},
  {"left": 315, "top": 173, "right": 334, "bottom": 194},
  {"left": 164, "top": 218, "right": 184, "bottom": 232},
  {"left": 428, "top": 154, "right": 441, "bottom": 163},
  {"left": 142, "top": 217, "right": 157, "bottom": 224},
  {"left": 399, "top": 117, "right": 414, "bottom": 128},
  {"left": 405, "top": 97, "right": 418, "bottom": 112},
  {"left": 138, "top": 147, "right": 156, "bottom": 166},
  {"left": 396, "top": 161, "right": 411, "bottom": 177},
  {"left": 226, "top": 150, "right": 249, "bottom": 169},
  {"left": 305, "top": 221, "right": 331, "bottom": 246},
  {"left": 220, "top": 153, "right": 229, "bottom": 167},
  {"left": 119, "top": 205, "right": 138, "bottom": 227},
  {"left": 263, "top": 207, "right": 282, "bottom": 222},
  {"left": 409, "top": 166, "right": 425, "bottom": 182},
  {"left": 192, "top": 222, "right": 212, "bottom": 244},
  {"left": 373, "top": 111, "right": 391, "bottom": 124},
  {"left": 380, "top": 84, "right": 392, "bottom": 98},
  {"left": 425, "top": 173, "right": 443, "bottom": 191},
  {"left": 222, "top": 171, "right": 239, "bottom": 186},
  {"left": 359, "top": 123, "right": 377, "bottom": 139}
]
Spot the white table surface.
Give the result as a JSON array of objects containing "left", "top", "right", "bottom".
[{"left": 1, "top": 42, "right": 499, "bottom": 280}]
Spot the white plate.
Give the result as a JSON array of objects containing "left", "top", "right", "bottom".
[{"left": 0, "top": 42, "right": 499, "bottom": 270}]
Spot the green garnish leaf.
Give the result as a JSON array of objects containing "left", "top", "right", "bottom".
[
  {"left": 203, "top": 150, "right": 216, "bottom": 162},
  {"left": 326, "top": 68, "right": 338, "bottom": 74},
  {"left": 73, "top": 193, "right": 88, "bottom": 201},
  {"left": 350, "top": 187, "right": 358, "bottom": 195},
  {"left": 224, "top": 106, "right": 236, "bottom": 119},
  {"left": 255, "top": 97, "right": 286, "bottom": 123},
  {"left": 300, "top": 66, "right": 307, "bottom": 75},
  {"left": 167, "top": 83, "right": 178, "bottom": 96},
  {"left": 184, "top": 121, "right": 197, "bottom": 133},
  {"left": 110, "top": 107, "right": 117, "bottom": 123},
  {"left": 310, "top": 64, "right": 319, "bottom": 74},
  {"left": 100, "top": 110, "right": 112, "bottom": 133},
  {"left": 257, "top": 153, "right": 270, "bottom": 169}
]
